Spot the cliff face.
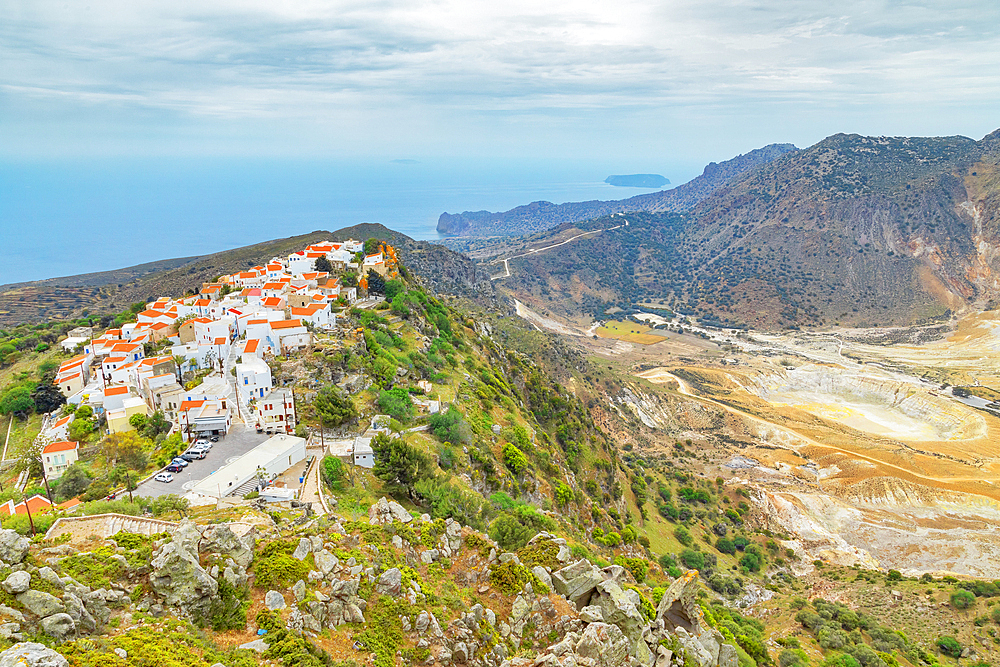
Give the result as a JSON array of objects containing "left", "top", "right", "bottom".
[
  {"left": 436, "top": 144, "right": 797, "bottom": 237},
  {"left": 498, "top": 129, "right": 1000, "bottom": 328}
]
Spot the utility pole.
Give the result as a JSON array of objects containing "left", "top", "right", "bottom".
[
  {"left": 23, "top": 499, "right": 35, "bottom": 536},
  {"left": 125, "top": 470, "right": 134, "bottom": 503},
  {"left": 40, "top": 462, "right": 53, "bottom": 505}
]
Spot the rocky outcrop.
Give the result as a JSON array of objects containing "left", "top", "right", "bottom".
[
  {"left": 149, "top": 538, "right": 218, "bottom": 615},
  {"left": 0, "top": 642, "right": 68, "bottom": 667},
  {"left": 0, "top": 530, "right": 30, "bottom": 565},
  {"left": 368, "top": 497, "right": 413, "bottom": 525}
]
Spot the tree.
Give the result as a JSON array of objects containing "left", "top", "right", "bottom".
[
  {"left": 68, "top": 418, "right": 93, "bottom": 442},
  {"left": 142, "top": 411, "right": 171, "bottom": 440},
  {"left": 129, "top": 413, "right": 149, "bottom": 431},
  {"left": 101, "top": 431, "right": 150, "bottom": 470},
  {"left": 377, "top": 387, "right": 413, "bottom": 421},
  {"left": 371, "top": 432, "right": 433, "bottom": 499},
  {"left": 56, "top": 464, "right": 91, "bottom": 501},
  {"left": 314, "top": 387, "right": 357, "bottom": 429},
  {"left": 172, "top": 354, "right": 188, "bottom": 383},
  {"left": 366, "top": 269, "right": 386, "bottom": 295},
  {"left": 554, "top": 482, "right": 573, "bottom": 506},
  {"left": 30, "top": 383, "right": 65, "bottom": 414},
  {"left": 152, "top": 494, "right": 190, "bottom": 517},
  {"left": 384, "top": 279, "right": 404, "bottom": 299},
  {"left": 314, "top": 256, "right": 332, "bottom": 273},
  {"left": 364, "top": 238, "right": 381, "bottom": 255},
  {"left": 429, "top": 407, "right": 471, "bottom": 444},
  {"left": 0, "top": 386, "right": 34, "bottom": 418},
  {"left": 321, "top": 456, "right": 346, "bottom": 491},
  {"left": 674, "top": 525, "right": 693, "bottom": 546}
]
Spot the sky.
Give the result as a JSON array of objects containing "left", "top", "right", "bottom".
[{"left": 4, "top": 0, "right": 1000, "bottom": 164}]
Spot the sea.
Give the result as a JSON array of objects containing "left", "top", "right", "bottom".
[{"left": 0, "top": 158, "right": 690, "bottom": 287}]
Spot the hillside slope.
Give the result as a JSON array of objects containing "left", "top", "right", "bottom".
[
  {"left": 436, "top": 144, "right": 797, "bottom": 237},
  {"left": 499, "top": 129, "right": 1000, "bottom": 328}
]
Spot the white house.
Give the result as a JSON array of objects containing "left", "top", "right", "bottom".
[
  {"left": 236, "top": 356, "right": 272, "bottom": 404},
  {"left": 270, "top": 319, "right": 311, "bottom": 353},
  {"left": 42, "top": 441, "right": 79, "bottom": 480},
  {"left": 256, "top": 388, "right": 296, "bottom": 434},
  {"left": 290, "top": 304, "right": 335, "bottom": 330}
]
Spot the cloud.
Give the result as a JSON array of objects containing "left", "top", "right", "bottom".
[{"left": 2, "top": 0, "right": 1000, "bottom": 159}]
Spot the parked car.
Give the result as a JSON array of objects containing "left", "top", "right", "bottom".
[
  {"left": 193, "top": 441, "right": 212, "bottom": 451},
  {"left": 171, "top": 457, "right": 189, "bottom": 468},
  {"left": 195, "top": 438, "right": 209, "bottom": 445},
  {"left": 181, "top": 450, "right": 206, "bottom": 461},
  {"left": 154, "top": 472, "right": 174, "bottom": 483},
  {"left": 165, "top": 464, "right": 183, "bottom": 473},
  {"left": 210, "top": 436, "right": 219, "bottom": 443}
]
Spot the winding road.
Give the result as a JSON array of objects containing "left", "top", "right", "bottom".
[{"left": 491, "top": 221, "right": 626, "bottom": 280}]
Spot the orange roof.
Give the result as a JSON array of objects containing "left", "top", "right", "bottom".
[
  {"left": 190, "top": 317, "right": 212, "bottom": 324},
  {"left": 43, "top": 440, "right": 78, "bottom": 454},
  {"left": 179, "top": 400, "right": 205, "bottom": 411},
  {"left": 202, "top": 285, "right": 221, "bottom": 293},
  {"left": 195, "top": 299, "right": 211, "bottom": 306},
  {"left": 53, "top": 415, "right": 72, "bottom": 428},
  {"left": 244, "top": 340, "right": 260, "bottom": 353},
  {"left": 151, "top": 322, "right": 170, "bottom": 330},
  {"left": 247, "top": 319, "right": 268, "bottom": 325},
  {"left": 306, "top": 252, "right": 325, "bottom": 258},
  {"left": 0, "top": 495, "right": 53, "bottom": 518},
  {"left": 139, "top": 309, "right": 165, "bottom": 318},
  {"left": 291, "top": 305, "right": 325, "bottom": 316},
  {"left": 238, "top": 272, "right": 256, "bottom": 279},
  {"left": 111, "top": 343, "right": 140, "bottom": 352},
  {"left": 213, "top": 337, "right": 227, "bottom": 345},
  {"left": 105, "top": 386, "right": 129, "bottom": 396},
  {"left": 56, "top": 372, "right": 81, "bottom": 383},
  {"left": 262, "top": 298, "right": 283, "bottom": 307},
  {"left": 271, "top": 319, "right": 304, "bottom": 330},
  {"left": 56, "top": 498, "right": 82, "bottom": 511},
  {"left": 262, "top": 282, "right": 284, "bottom": 290}
]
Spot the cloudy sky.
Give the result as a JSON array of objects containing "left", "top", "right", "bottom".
[{"left": 4, "top": 0, "right": 1000, "bottom": 164}]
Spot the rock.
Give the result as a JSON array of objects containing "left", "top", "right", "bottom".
[
  {"left": 201, "top": 524, "right": 255, "bottom": 569},
  {"left": 718, "top": 643, "right": 738, "bottom": 667},
  {"left": 0, "top": 623, "right": 19, "bottom": 640},
  {"left": 0, "top": 531, "right": 30, "bottom": 565},
  {"left": 265, "top": 591, "right": 286, "bottom": 610},
  {"left": 315, "top": 550, "right": 339, "bottom": 575},
  {"left": 391, "top": 535, "right": 403, "bottom": 549},
  {"left": 416, "top": 610, "right": 430, "bottom": 633},
  {"left": 114, "top": 649, "right": 127, "bottom": 659},
  {"left": 376, "top": 568, "right": 402, "bottom": 596},
  {"left": 594, "top": 580, "right": 646, "bottom": 644},
  {"left": 575, "top": 622, "right": 630, "bottom": 667},
  {"left": 239, "top": 638, "right": 269, "bottom": 652},
  {"left": 39, "top": 613, "right": 75, "bottom": 639},
  {"left": 634, "top": 640, "right": 654, "bottom": 667},
  {"left": 63, "top": 593, "right": 96, "bottom": 633},
  {"left": 552, "top": 560, "right": 604, "bottom": 609},
  {"left": 601, "top": 565, "right": 627, "bottom": 584},
  {"left": 421, "top": 549, "right": 439, "bottom": 564},
  {"left": 532, "top": 566, "right": 553, "bottom": 591},
  {"left": 16, "top": 591, "right": 65, "bottom": 617},
  {"left": 292, "top": 538, "right": 312, "bottom": 561},
  {"left": 453, "top": 642, "right": 469, "bottom": 664},
  {"left": 0, "top": 605, "right": 24, "bottom": 622},
  {"left": 293, "top": 580, "right": 307, "bottom": 603},
  {"left": 368, "top": 497, "right": 413, "bottom": 525},
  {"left": 37, "top": 568, "right": 64, "bottom": 591},
  {"left": 579, "top": 605, "right": 604, "bottom": 623},
  {"left": 1, "top": 571, "right": 30, "bottom": 595},
  {"left": 0, "top": 642, "right": 68, "bottom": 667},
  {"left": 149, "top": 541, "right": 218, "bottom": 615},
  {"left": 656, "top": 646, "right": 673, "bottom": 667}
]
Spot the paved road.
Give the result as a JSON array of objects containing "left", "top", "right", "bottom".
[{"left": 135, "top": 424, "right": 271, "bottom": 498}]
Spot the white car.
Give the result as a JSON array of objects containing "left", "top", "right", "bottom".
[
  {"left": 192, "top": 442, "right": 212, "bottom": 452},
  {"left": 195, "top": 438, "right": 210, "bottom": 445},
  {"left": 154, "top": 472, "right": 174, "bottom": 483}
]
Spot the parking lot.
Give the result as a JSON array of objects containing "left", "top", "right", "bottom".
[{"left": 135, "top": 424, "right": 272, "bottom": 499}]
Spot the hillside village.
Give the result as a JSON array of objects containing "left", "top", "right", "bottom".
[{"left": 0, "top": 236, "right": 996, "bottom": 667}]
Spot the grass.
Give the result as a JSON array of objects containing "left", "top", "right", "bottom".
[{"left": 594, "top": 320, "right": 663, "bottom": 345}]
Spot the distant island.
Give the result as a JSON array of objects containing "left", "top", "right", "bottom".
[{"left": 604, "top": 174, "right": 670, "bottom": 188}]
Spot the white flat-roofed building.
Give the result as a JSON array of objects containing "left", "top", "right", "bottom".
[{"left": 191, "top": 434, "right": 307, "bottom": 498}]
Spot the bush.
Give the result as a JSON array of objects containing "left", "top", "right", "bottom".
[
  {"left": 489, "top": 505, "right": 555, "bottom": 551},
  {"left": 716, "top": 537, "right": 736, "bottom": 554},
  {"left": 428, "top": 407, "right": 471, "bottom": 444},
  {"left": 378, "top": 387, "right": 414, "bottom": 421},
  {"left": 321, "top": 456, "right": 346, "bottom": 491},
  {"left": 951, "top": 589, "right": 976, "bottom": 609},
  {"left": 937, "top": 636, "right": 962, "bottom": 658},
  {"left": 680, "top": 549, "right": 704, "bottom": 570},
  {"left": 674, "top": 525, "right": 693, "bottom": 546},
  {"left": 554, "top": 482, "right": 573, "bottom": 506},
  {"left": 615, "top": 556, "right": 649, "bottom": 583},
  {"left": 501, "top": 442, "right": 529, "bottom": 474},
  {"left": 254, "top": 541, "right": 310, "bottom": 589}
]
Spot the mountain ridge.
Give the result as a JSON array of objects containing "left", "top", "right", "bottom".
[{"left": 436, "top": 143, "right": 798, "bottom": 237}]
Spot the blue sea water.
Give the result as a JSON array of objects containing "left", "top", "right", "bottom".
[{"left": 0, "top": 158, "right": 681, "bottom": 286}]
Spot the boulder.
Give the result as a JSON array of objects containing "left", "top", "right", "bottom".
[
  {"left": 1, "top": 571, "right": 30, "bottom": 595},
  {"left": 718, "top": 643, "right": 739, "bottom": 667},
  {"left": 0, "top": 531, "right": 30, "bottom": 565},
  {"left": 315, "top": 550, "right": 339, "bottom": 575},
  {"left": 265, "top": 591, "right": 286, "bottom": 610},
  {"left": 37, "top": 568, "right": 64, "bottom": 591},
  {"left": 16, "top": 591, "right": 65, "bottom": 618},
  {"left": 532, "top": 566, "right": 553, "bottom": 591},
  {"left": 575, "top": 622, "right": 630, "bottom": 667},
  {"left": 376, "top": 568, "right": 403, "bottom": 596},
  {"left": 0, "top": 642, "right": 68, "bottom": 667},
  {"left": 551, "top": 559, "right": 604, "bottom": 609},
  {"left": 593, "top": 580, "right": 646, "bottom": 645},
  {"left": 368, "top": 497, "right": 413, "bottom": 525},
  {"left": 200, "top": 524, "right": 254, "bottom": 569},
  {"left": 39, "top": 613, "right": 75, "bottom": 640},
  {"left": 149, "top": 542, "right": 218, "bottom": 615},
  {"left": 63, "top": 593, "right": 96, "bottom": 634},
  {"left": 292, "top": 538, "right": 312, "bottom": 561},
  {"left": 453, "top": 641, "right": 469, "bottom": 664},
  {"left": 579, "top": 605, "right": 604, "bottom": 623},
  {"left": 292, "top": 580, "right": 306, "bottom": 603}
]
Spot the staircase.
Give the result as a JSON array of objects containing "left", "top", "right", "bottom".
[{"left": 229, "top": 476, "right": 261, "bottom": 498}]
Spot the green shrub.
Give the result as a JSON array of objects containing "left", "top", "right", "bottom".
[
  {"left": 502, "top": 443, "right": 529, "bottom": 474},
  {"left": 937, "top": 636, "right": 962, "bottom": 658},
  {"left": 254, "top": 541, "right": 310, "bottom": 589},
  {"left": 674, "top": 525, "right": 693, "bottom": 546},
  {"left": 615, "top": 556, "right": 649, "bottom": 583},
  {"left": 951, "top": 589, "right": 976, "bottom": 609}
]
